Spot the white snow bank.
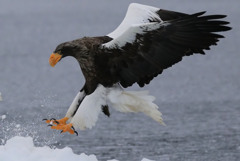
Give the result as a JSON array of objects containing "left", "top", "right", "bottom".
[{"left": 0, "top": 136, "right": 154, "bottom": 161}]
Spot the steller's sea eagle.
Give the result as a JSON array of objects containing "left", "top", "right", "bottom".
[{"left": 44, "top": 3, "right": 231, "bottom": 135}]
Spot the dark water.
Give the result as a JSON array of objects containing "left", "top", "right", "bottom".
[{"left": 0, "top": 0, "right": 240, "bottom": 160}]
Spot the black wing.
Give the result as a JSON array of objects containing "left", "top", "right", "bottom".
[{"left": 102, "top": 8, "right": 231, "bottom": 88}]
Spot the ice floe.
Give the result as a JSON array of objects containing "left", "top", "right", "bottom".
[{"left": 0, "top": 136, "right": 154, "bottom": 161}]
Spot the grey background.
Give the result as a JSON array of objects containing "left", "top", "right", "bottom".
[{"left": 0, "top": 0, "right": 239, "bottom": 161}]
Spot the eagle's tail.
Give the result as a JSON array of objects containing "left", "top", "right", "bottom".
[{"left": 107, "top": 87, "right": 165, "bottom": 125}]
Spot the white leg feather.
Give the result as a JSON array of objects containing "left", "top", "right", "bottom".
[
  {"left": 70, "top": 85, "right": 107, "bottom": 130},
  {"left": 107, "top": 85, "right": 165, "bottom": 125},
  {"left": 65, "top": 91, "right": 86, "bottom": 119}
]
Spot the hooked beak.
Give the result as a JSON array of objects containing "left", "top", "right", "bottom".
[{"left": 49, "top": 53, "right": 62, "bottom": 67}]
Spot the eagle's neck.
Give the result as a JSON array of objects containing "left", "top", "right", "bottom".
[{"left": 74, "top": 36, "right": 117, "bottom": 93}]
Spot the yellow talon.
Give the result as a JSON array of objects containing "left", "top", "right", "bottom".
[
  {"left": 54, "top": 117, "right": 69, "bottom": 125},
  {"left": 52, "top": 123, "right": 76, "bottom": 135},
  {"left": 44, "top": 117, "right": 77, "bottom": 135}
]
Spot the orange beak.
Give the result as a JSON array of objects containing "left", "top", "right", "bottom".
[{"left": 49, "top": 53, "right": 62, "bottom": 67}]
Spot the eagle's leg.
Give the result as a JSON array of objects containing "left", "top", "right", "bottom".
[
  {"left": 43, "top": 91, "right": 86, "bottom": 124},
  {"left": 43, "top": 91, "right": 86, "bottom": 135},
  {"left": 51, "top": 123, "right": 78, "bottom": 135}
]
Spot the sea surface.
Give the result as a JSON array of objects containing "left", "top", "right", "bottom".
[{"left": 0, "top": 0, "right": 239, "bottom": 160}]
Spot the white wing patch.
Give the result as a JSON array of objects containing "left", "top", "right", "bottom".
[
  {"left": 108, "top": 3, "right": 161, "bottom": 39},
  {"left": 102, "top": 3, "right": 162, "bottom": 49},
  {"left": 104, "top": 22, "right": 162, "bottom": 48},
  {"left": 70, "top": 85, "right": 107, "bottom": 130}
]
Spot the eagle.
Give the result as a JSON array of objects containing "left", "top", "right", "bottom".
[{"left": 44, "top": 3, "right": 231, "bottom": 135}]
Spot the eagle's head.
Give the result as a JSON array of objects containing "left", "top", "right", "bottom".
[{"left": 49, "top": 41, "right": 83, "bottom": 67}]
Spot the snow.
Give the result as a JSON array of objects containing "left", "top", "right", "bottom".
[
  {"left": 142, "top": 159, "right": 154, "bottom": 161},
  {"left": 15, "top": 124, "right": 21, "bottom": 128},
  {"left": 0, "top": 136, "right": 153, "bottom": 161},
  {"left": 1, "top": 115, "right": 6, "bottom": 120}
]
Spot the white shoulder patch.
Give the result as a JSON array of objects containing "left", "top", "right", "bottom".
[
  {"left": 102, "top": 3, "right": 162, "bottom": 49},
  {"left": 104, "top": 22, "right": 161, "bottom": 49}
]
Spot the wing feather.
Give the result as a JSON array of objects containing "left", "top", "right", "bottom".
[
  {"left": 101, "top": 3, "right": 231, "bottom": 88},
  {"left": 107, "top": 3, "right": 160, "bottom": 39}
]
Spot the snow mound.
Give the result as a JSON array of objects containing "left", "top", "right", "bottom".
[
  {"left": 0, "top": 136, "right": 154, "bottom": 161},
  {"left": 0, "top": 136, "right": 97, "bottom": 161}
]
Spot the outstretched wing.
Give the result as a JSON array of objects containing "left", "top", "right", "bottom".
[{"left": 101, "top": 3, "right": 231, "bottom": 88}]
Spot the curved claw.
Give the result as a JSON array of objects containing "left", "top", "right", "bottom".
[
  {"left": 74, "top": 131, "right": 78, "bottom": 136},
  {"left": 71, "top": 126, "right": 75, "bottom": 131},
  {"left": 44, "top": 118, "right": 64, "bottom": 125},
  {"left": 44, "top": 119, "right": 53, "bottom": 124},
  {"left": 60, "top": 130, "right": 63, "bottom": 134},
  {"left": 71, "top": 126, "right": 78, "bottom": 136}
]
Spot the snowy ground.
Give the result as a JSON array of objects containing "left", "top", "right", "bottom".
[
  {"left": 0, "top": 0, "right": 240, "bottom": 161},
  {"left": 0, "top": 136, "right": 152, "bottom": 161},
  {"left": 0, "top": 136, "right": 99, "bottom": 161}
]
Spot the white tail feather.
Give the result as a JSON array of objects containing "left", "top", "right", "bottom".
[{"left": 107, "top": 88, "right": 165, "bottom": 125}]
